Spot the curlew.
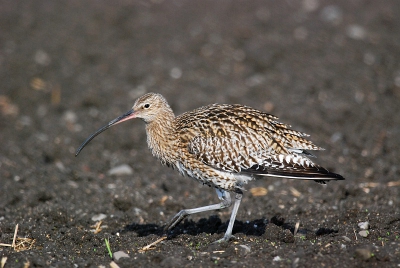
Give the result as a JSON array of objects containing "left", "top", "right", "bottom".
[{"left": 76, "top": 93, "right": 344, "bottom": 242}]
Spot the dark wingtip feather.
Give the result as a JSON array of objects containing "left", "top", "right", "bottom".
[{"left": 243, "top": 162, "right": 345, "bottom": 182}]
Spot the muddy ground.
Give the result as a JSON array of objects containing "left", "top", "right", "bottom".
[{"left": 1, "top": 0, "right": 400, "bottom": 267}]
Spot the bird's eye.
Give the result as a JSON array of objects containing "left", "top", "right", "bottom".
[{"left": 144, "top": 103, "right": 150, "bottom": 109}]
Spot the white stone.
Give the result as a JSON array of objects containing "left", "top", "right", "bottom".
[
  {"left": 346, "top": 24, "right": 367, "bottom": 40},
  {"left": 91, "top": 213, "right": 107, "bottom": 221},
  {"left": 108, "top": 164, "right": 133, "bottom": 176},
  {"left": 113, "top": 251, "right": 130, "bottom": 261},
  {"left": 358, "top": 221, "right": 370, "bottom": 230},
  {"left": 273, "top": 256, "right": 282, "bottom": 262},
  {"left": 359, "top": 230, "right": 369, "bottom": 237}
]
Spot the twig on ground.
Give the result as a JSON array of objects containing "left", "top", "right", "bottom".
[{"left": 139, "top": 236, "right": 167, "bottom": 252}]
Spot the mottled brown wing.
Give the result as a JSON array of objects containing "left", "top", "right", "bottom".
[
  {"left": 187, "top": 134, "right": 344, "bottom": 181},
  {"left": 177, "top": 103, "right": 322, "bottom": 152},
  {"left": 188, "top": 135, "right": 260, "bottom": 173},
  {"left": 177, "top": 103, "right": 335, "bottom": 178}
]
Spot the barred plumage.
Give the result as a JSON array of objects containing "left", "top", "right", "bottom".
[{"left": 76, "top": 92, "right": 344, "bottom": 243}]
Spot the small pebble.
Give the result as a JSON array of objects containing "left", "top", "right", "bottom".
[
  {"left": 346, "top": 24, "right": 367, "bottom": 40},
  {"left": 113, "top": 251, "right": 130, "bottom": 261},
  {"left": 330, "top": 132, "right": 343, "bottom": 143},
  {"left": 36, "top": 133, "right": 49, "bottom": 142},
  {"left": 91, "top": 213, "right": 107, "bottom": 221},
  {"left": 245, "top": 74, "right": 265, "bottom": 87},
  {"left": 238, "top": 244, "right": 251, "bottom": 255},
  {"left": 107, "top": 183, "right": 116, "bottom": 189},
  {"left": 342, "top": 236, "right": 351, "bottom": 242},
  {"left": 358, "top": 221, "right": 369, "bottom": 230},
  {"left": 170, "top": 67, "right": 182, "bottom": 79},
  {"left": 273, "top": 256, "right": 282, "bottom": 262},
  {"left": 19, "top": 116, "right": 32, "bottom": 127},
  {"left": 108, "top": 164, "right": 133, "bottom": 176},
  {"left": 63, "top": 110, "right": 77, "bottom": 124},
  {"left": 355, "top": 248, "right": 373, "bottom": 260},
  {"left": 303, "top": 0, "right": 319, "bottom": 12},
  {"left": 55, "top": 161, "right": 66, "bottom": 172},
  {"left": 320, "top": 5, "right": 343, "bottom": 25},
  {"left": 359, "top": 230, "right": 369, "bottom": 238},
  {"left": 34, "top": 49, "right": 51, "bottom": 66}
]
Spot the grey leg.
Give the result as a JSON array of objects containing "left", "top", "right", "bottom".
[
  {"left": 165, "top": 189, "right": 232, "bottom": 231},
  {"left": 214, "top": 191, "right": 243, "bottom": 243}
]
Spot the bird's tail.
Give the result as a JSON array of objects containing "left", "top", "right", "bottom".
[{"left": 242, "top": 154, "right": 345, "bottom": 184}]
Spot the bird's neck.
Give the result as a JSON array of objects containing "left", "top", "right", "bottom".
[{"left": 145, "top": 112, "right": 177, "bottom": 163}]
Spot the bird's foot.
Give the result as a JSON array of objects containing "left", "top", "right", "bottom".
[
  {"left": 164, "top": 210, "right": 188, "bottom": 232},
  {"left": 212, "top": 234, "right": 235, "bottom": 244}
]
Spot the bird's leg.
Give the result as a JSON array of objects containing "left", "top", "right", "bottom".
[
  {"left": 164, "top": 189, "right": 232, "bottom": 233},
  {"left": 213, "top": 190, "right": 243, "bottom": 243}
]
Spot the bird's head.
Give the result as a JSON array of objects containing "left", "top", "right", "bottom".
[
  {"left": 131, "top": 93, "right": 171, "bottom": 123},
  {"left": 75, "top": 92, "right": 172, "bottom": 156}
]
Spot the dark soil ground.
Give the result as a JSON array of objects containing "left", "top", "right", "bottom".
[{"left": 1, "top": 0, "right": 400, "bottom": 267}]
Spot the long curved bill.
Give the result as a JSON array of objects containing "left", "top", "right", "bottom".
[{"left": 75, "top": 109, "right": 135, "bottom": 156}]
